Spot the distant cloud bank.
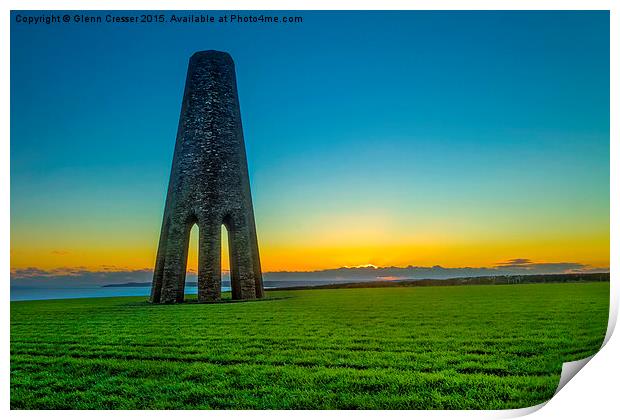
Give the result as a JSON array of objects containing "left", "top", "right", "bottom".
[{"left": 10, "top": 259, "right": 608, "bottom": 289}]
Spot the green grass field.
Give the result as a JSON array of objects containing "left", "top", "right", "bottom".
[{"left": 11, "top": 282, "right": 608, "bottom": 409}]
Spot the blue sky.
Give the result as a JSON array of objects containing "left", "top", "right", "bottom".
[{"left": 11, "top": 11, "right": 610, "bottom": 276}]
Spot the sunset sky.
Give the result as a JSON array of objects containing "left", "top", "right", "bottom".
[{"left": 11, "top": 11, "right": 609, "bottom": 276}]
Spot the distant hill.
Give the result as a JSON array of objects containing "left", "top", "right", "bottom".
[
  {"left": 269, "top": 272, "right": 609, "bottom": 290},
  {"left": 103, "top": 272, "right": 609, "bottom": 289}
]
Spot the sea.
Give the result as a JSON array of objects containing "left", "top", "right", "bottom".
[
  {"left": 10, "top": 286, "right": 231, "bottom": 302},
  {"left": 10, "top": 278, "right": 376, "bottom": 302}
]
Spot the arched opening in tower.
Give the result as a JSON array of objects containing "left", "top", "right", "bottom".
[
  {"left": 184, "top": 223, "right": 232, "bottom": 299},
  {"left": 187, "top": 223, "right": 199, "bottom": 297},
  {"left": 221, "top": 224, "right": 231, "bottom": 296}
]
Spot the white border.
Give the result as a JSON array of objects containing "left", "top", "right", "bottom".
[{"left": 2, "top": 1, "right": 617, "bottom": 419}]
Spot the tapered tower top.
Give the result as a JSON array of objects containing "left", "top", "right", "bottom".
[{"left": 190, "top": 50, "right": 234, "bottom": 63}]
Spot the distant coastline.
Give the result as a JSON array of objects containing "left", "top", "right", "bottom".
[
  {"left": 102, "top": 281, "right": 176, "bottom": 288},
  {"left": 103, "top": 272, "right": 609, "bottom": 289}
]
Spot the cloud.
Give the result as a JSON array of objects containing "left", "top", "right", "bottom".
[
  {"left": 51, "top": 250, "right": 70, "bottom": 255},
  {"left": 12, "top": 266, "right": 104, "bottom": 278},
  {"left": 494, "top": 258, "right": 587, "bottom": 272},
  {"left": 10, "top": 259, "right": 609, "bottom": 289},
  {"left": 496, "top": 258, "right": 532, "bottom": 267},
  {"left": 10, "top": 267, "right": 154, "bottom": 288},
  {"left": 11, "top": 267, "right": 51, "bottom": 278},
  {"left": 376, "top": 276, "right": 405, "bottom": 281}
]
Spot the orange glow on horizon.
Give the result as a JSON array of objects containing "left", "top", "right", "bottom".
[{"left": 10, "top": 231, "right": 610, "bottom": 273}]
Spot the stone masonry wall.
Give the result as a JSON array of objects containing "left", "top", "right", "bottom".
[{"left": 150, "top": 50, "right": 264, "bottom": 303}]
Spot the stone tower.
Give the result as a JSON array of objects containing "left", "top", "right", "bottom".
[{"left": 150, "top": 50, "right": 264, "bottom": 304}]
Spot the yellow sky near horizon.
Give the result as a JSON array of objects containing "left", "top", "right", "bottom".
[{"left": 10, "top": 224, "right": 610, "bottom": 273}]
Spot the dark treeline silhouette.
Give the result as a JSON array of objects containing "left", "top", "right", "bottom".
[{"left": 270, "top": 272, "right": 610, "bottom": 291}]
